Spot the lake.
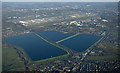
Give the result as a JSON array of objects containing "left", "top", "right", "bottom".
[
  {"left": 38, "top": 31, "right": 75, "bottom": 42},
  {"left": 38, "top": 31, "right": 101, "bottom": 52},
  {"left": 5, "top": 31, "right": 101, "bottom": 61},
  {"left": 59, "top": 34, "right": 101, "bottom": 52},
  {"left": 5, "top": 33, "right": 67, "bottom": 61}
]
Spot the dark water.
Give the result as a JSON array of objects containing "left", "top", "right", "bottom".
[
  {"left": 38, "top": 31, "right": 75, "bottom": 42},
  {"left": 38, "top": 31, "right": 101, "bottom": 52},
  {"left": 60, "top": 34, "right": 101, "bottom": 52},
  {"left": 5, "top": 33, "right": 67, "bottom": 61},
  {"left": 5, "top": 31, "right": 101, "bottom": 61}
]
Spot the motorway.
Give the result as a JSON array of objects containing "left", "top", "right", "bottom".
[
  {"left": 34, "top": 32, "right": 105, "bottom": 71},
  {"left": 73, "top": 37, "right": 104, "bottom": 71},
  {"left": 34, "top": 32, "right": 103, "bottom": 62}
]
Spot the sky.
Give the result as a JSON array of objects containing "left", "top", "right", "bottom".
[{"left": 1, "top": 0, "right": 120, "bottom": 2}]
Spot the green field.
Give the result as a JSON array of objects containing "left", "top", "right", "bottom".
[
  {"left": 85, "top": 54, "right": 118, "bottom": 61},
  {"left": 2, "top": 47, "right": 25, "bottom": 71}
]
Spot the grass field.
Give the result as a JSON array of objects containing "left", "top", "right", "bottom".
[
  {"left": 85, "top": 54, "right": 118, "bottom": 61},
  {"left": 85, "top": 40, "right": 119, "bottom": 61},
  {"left": 2, "top": 47, "right": 25, "bottom": 71}
]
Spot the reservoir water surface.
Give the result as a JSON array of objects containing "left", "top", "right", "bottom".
[
  {"left": 38, "top": 31, "right": 101, "bottom": 52},
  {"left": 5, "top": 33, "right": 67, "bottom": 61},
  {"left": 5, "top": 31, "right": 101, "bottom": 61}
]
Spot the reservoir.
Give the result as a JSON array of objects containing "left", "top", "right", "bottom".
[
  {"left": 38, "top": 31, "right": 75, "bottom": 42},
  {"left": 38, "top": 31, "right": 101, "bottom": 52},
  {"left": 5, "top": 31, "right": 101, "bottom": 61},
  {"left": 5, "top": 33, "right": 67, "bottom": 61},
  {"left": 59, "top": 34, "right": 101, "bottom": 52}
]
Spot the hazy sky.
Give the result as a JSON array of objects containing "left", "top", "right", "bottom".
[{"left": 1, "top": 0, "right": 120, "bottom": 2}]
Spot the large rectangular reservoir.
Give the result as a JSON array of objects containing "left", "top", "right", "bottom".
[
  {"left": 5, "top": 33, "right": 67, "bottom": 61},
  {"left": 59, "top": 34, "right": 101, "bottom": 52},
  {"left": 38, "top": 31, "right": 75, "bottom": 42},
  {"left": 38, "top": 31, "right": 101, "bottom": 52},
  {"left": 5, "top": 31, "right": 101, "bottom": 61}
]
